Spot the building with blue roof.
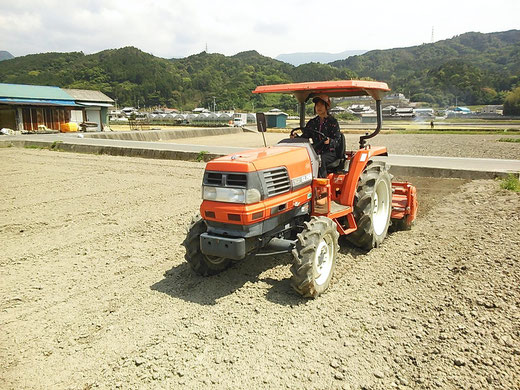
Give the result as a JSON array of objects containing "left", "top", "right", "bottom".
[{"left": 0, "top": 83, "right": 113, "bottom": 132}]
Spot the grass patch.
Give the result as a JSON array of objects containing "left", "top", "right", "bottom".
[
  {"left": 196, "top": 150, "right": 209, "bottom": 162},
  {"left": 500, "top": 174, "right": 520, "bottom": 192},
  {"left": 441, "top": 118, "right": 520, "bottom": 124},
  {"left": 24, "top": 145, "right": 45, "bottom": 150},
  {"left": 397, "top": 129, "right": 519, "bottom": 135},
  {"left": 24, "top": 141, "right": 63, "bottom": 151},
  {"left": 498, "top": 138, "right": 520, "bottom": 143},
  {"left": 50, "top": 141, "right": 63, "bottom": 150}
]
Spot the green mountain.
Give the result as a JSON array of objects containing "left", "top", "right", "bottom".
[
  {"left": 1, "top": 29, "right": 518, "bottom": 109},
  {"left": 0, "top": 48, "right": 352, "bottom": 111},
  {"left": 0, "top": 48, "right": 191, "bottom": 108},
  {"left": 330, "top": 30, "right": 520, "bottom": 106}
]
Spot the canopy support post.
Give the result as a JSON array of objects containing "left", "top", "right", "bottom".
[
  {"left": 359, "top": 99, "right": 382, "bottom": 149},
  {"left": 299, "top": 102, "right": 306, "bottom": 128}
]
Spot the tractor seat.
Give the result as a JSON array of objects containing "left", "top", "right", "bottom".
[{"left": 326, "top": 133, "right": 347, "bottom": 173}]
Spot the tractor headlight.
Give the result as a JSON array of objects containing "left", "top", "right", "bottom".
[
  {"left": 202, "top": 186, "right": 261, "bottom": 204},
  {"left": 245, "top": 188, "right": 262, "bottom": 203}
]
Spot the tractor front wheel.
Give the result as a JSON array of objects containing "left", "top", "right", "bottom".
[
  {"left": 290, "top": 216, "right": 339, "bottom": 298},
  {"left": 183, "top": 214, "right": 232, "bottom": 276},
  {"left": 347, "top": 161, "right": 392, "bottom": 250}
]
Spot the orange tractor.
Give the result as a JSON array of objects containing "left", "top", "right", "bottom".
[{"left": 183, "top": 80, "right": 417, "bottom": 298}]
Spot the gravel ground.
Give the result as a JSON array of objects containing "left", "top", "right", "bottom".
[
  {"left": 1, "top": 146, "right": 519, "bottom": 390},
  {"left": 165, "top": 132, "right": 520, "bottom": 160}
]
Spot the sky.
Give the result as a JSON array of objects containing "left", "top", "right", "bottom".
[{"left": 1, "top": 0, "right": 519, "bottom": 59}]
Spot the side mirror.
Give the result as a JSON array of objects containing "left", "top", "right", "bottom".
[{"left": 256, "top": 112, "right": 266, "bottom": 132}]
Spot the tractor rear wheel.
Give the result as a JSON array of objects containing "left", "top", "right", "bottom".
[
  {"left": 347, "top": 161, "right": 392, "bottom": 250},
  {"left": 183, "top": 214, "right": 232, "bottom": 276},
  {"left": 290, "top": 216, "right": 339, "bottom": 298}
]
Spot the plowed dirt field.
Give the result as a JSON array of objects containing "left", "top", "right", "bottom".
[{"left": 1, "top": 147, "right": 519, "bottom": 390}]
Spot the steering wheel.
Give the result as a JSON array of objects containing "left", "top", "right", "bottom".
[{"left": 290, "top": 127, "right": 303, "bottom": 138}]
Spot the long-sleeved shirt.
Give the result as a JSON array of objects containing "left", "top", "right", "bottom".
[{"left": 301, "top": 115, "right": 341, "bottom": 155}]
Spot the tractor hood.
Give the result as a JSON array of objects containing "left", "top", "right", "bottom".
[{"left": 205, "top": 145, "right": 314, "bottom": 179}]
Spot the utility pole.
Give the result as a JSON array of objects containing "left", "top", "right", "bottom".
[{"left": 212, "top": 96, "right": 216, "bottom": 112}]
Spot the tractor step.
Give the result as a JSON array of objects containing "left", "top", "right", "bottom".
[{"left": 330, "top": 201, "right": 350, "bottom": 214}]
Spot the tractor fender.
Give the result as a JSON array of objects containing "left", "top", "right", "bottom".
[{"left": 339, "top": 147, "right": 388, "bottom": 207}]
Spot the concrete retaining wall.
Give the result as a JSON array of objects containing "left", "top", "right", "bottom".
[
  {"left": 387, "top": 165, "right": 509, "bottom": 180},
  {"left": 83, "top": 127, "right": 242, "bottom": 141},
  {"left": 0, "top": 139, "right": 222, "bottom": 162}
]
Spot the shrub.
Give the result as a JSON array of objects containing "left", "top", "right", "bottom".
[
  {"left": 500, "top": 174, "right": 520, "bottom": 192},
  {"left": 196, "top": 150, "right": 209, "bottom": 162},
  {"left": 504, "top": 86, "right": 520, "bottom": 116}
]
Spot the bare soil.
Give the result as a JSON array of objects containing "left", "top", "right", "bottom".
[{"left": 1, "top": 147, "right": 519, "bottom": 390}]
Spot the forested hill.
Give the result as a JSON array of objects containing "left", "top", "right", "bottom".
[
  {"left": 330, "top": 30, "right": 520, "bottom": 106},
  {"left": 0, "top": 48, "right": 353, "bottom": 111},
  {"left": 0, "top": 29, "right": 518, "bottom": 109}
]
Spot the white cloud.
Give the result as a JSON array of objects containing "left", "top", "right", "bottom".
[{"left": 0, "top": 0, "right": 518, "bottom": 58}]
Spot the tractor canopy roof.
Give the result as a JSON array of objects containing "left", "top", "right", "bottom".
[{"left": 252, "top": 80, "right": 390, "bottom": 103}]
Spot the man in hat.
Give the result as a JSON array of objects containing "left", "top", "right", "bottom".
[{"left": 300, "top": 94, "right": 342, "bottom": 178}]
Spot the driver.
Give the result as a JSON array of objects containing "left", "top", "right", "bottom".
[{"left": 299, "top": 94, "right": 342, "bottom": 178}]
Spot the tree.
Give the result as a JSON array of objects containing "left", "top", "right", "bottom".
[{"left": 504, "top": 86, "right": 520, "bottom": 116}]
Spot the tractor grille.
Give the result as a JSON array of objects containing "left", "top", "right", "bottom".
[
  {"left": 206, "top": 172, "right": 223, "bottom": 185},
  {"left": 205, "top": 172, "right": 247, "bottom": 188},
  {"left": 226, "top": 174, "right": 247, "bottom": 187},
  {"left": 263, "top": 167, "right": 290, "bottom": 197}
]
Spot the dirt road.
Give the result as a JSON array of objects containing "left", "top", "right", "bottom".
[{"left": 1, "top": 148, "right": 519, "bottom": 389}]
